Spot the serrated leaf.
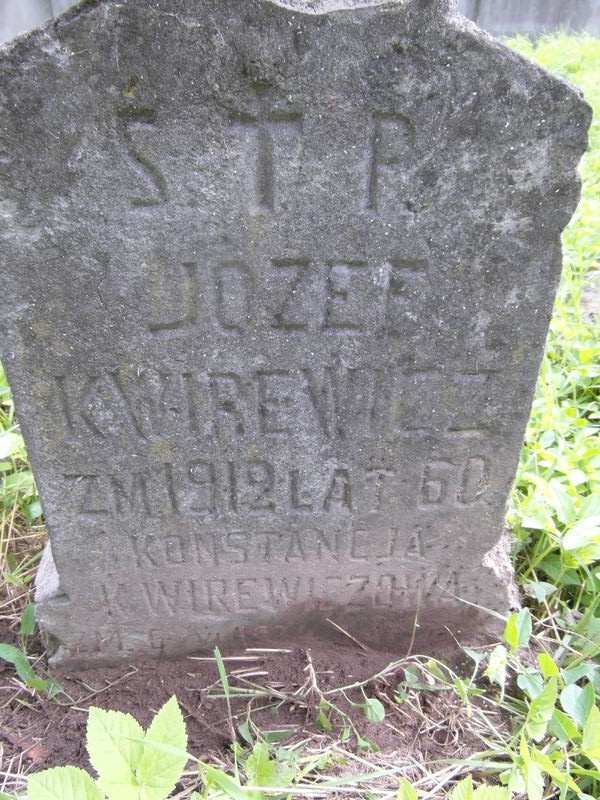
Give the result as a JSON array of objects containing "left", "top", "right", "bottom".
[
  {"left": 397, "top": 776, "right": 418, "bottom": 800},
  {"left": 364, "top": 697, "right": 385, "bottom": 723},
  {"left": 135, "top": 696, "right": 188, "bottom": 800},
  {"left": 582, "top": 705, "right": 600, "bottom": 760},
  {"left": 525, "top": 677, "right": 558, "bottom": 741},
  {"left": 28, "top": 766, "right": 104, "bottom": 800},
  {"left": 87, "top": 707, "right": 144, "bottom": 800},
  {"left": 449, "top": 775, "right": 473, "bottom": 800},
  {"left": 504, "top": 609, "right": 532, "bottom": 652},
  {"left": 561, "top": 681, "right": 595, "bottom": 727}
]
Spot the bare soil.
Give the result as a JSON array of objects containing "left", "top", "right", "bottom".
[{"left": 0, "top": 628, "right": 484, "bottom": 794}]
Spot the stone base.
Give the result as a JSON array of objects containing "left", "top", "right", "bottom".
[{"left": 36, "top": 538, "right": 518, "bottom": 669}]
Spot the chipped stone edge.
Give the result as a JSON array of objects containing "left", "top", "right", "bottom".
[
  {"left": 34, "top": 543, "right": 60, "bottom": 604},
  {"left": 483, "top": 529, "right": 521, "bottom": 612}
]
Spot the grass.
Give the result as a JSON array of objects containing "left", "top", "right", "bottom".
[{"left": 0, "top": 31, "right": 599, "bottom": 800}]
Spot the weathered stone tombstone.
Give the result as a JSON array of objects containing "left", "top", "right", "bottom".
[{"left": 0, "top": 0, "right": 590, "bottom": 666}]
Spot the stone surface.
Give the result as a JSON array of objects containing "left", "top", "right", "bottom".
[{"left": 0, "top": 0, "right": 590, "bottom": 666}]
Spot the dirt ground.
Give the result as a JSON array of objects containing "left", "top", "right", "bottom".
[{"left": 0, "top": 627, "right": 485, "bottom": 795}]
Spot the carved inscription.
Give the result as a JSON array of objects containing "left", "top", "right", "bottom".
[
  {"left": 116, "top": 107, "right": 167, "bottom": 206},
  {"left": 100, "top": 567, "right": 445, "bottom": 618},
  {"left": 419, "top": 456, "right": 489, "bottom": 508},
  {"left": 367, "top": 112, "right": 414, "bottom": 211},
  {"left": 63, "top": 456, "right": 489, "bottom": 519},
  {"left": 146, "top": 257, "right": 430, "bottom": 337},
  {"left": 231, "top": 88, "right": 302, "bottom": 211},
  {"left": 110, "top": 102, "right": 419, "bottom": 213},
  {"left": 129, "top": 526, "right": 426, "bottom": 569},
  {"left": 55, "top": 366, "right": 496, "bottom": 444}
]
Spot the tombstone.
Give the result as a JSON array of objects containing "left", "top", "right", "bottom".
[{"left": 0, "top": 0, "right": 590, "bottom": 666}]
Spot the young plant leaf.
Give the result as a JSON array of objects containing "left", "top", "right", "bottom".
[
  {"left": 397, "top": 776, "right": 418, "bottom": 800},
  {"left": 136, "top": 696, "right": 188, "bottom": 800},
  {"left": 199, "top": 762, "right": 254, "bottom": 800},
  {"left": 562, "top": 516, "right": 600, "bottom": 564},
  {"left": 484, "top": 645, "right": 507, "bottom": 692},
  {"left": 537, "top": 653, "right": 559, "bottom": 679},
  {"left": 472, "top": 788, "right": 511, "bottom": 800},
  {"left": 237, "top": 721, "right": 253, "bottom": 746},
  {"left": 315, "top": 702, "right": 333, "bottom": 732},
  {"left": 561, "top": 681, "right": 595, "bottom": 727},
  {"left": 28, "top": 766, "right": 105, "bottom": 800},
  {"left": 529, "top": 747, "right": 580, "bottom": 794},
  {"left": 20, "top": 602, "right": 36, "bottom": 637},
  {"left": 0, "top": 643, "right": 46, "bottom": 690},
  {"left": 517, "top": 669, "right": 544, "bottom": 700},
  {"left": 364, "top": 697, "right": 385, "bottom": 723},
  {"left": 504, "top": 609, "right": 532, "bottom": 652},
  {"left": 86, "top": 707, "right": 144, "bottom": 800},
  {"left": 449, "top": 775, "right": 473, "bottom": 800},
  {"left": 525, "top": 677, "right": 558, "bottom": 742},
  {"left": 549, "top": 708, "right": 581, "bottom": 744},
  {"left": 519, "top": 735, "right": 544, "bottom": 800},
  {"left": 525, "top": 760, "right": 544, "bottom": 800},
  {"left": 245, "top": 741, "right": 296, "bottom": 789},
  {"left": 582, "top": 705, "right": 600, "bottom": 762}
]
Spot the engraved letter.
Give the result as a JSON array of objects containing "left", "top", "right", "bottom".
[
  {"left": 214, "top": 263, "right": 251, "bottom": 333},
  {"left": 323, "top": 468, "right": 352, "bottom": 512},
  {"left": 116, "top": 107, "right": 167, "bottom": 207},
  {"left": 367, "top": 112, "right": 413, "bottom": 211},
  {"left": 110, "top": 473, "right": 151, "bottom": 515},
  {"left": 245, "top": 460, "right": 275, "bottom": 511},
  {"left": 210, "top": 373, "right": 246, "bottom": 440},
  {"left": 458, "top": 456, "right": 489, "bottom": 504},
  {"left": 231, "top": 89, "right": 302, "bottom": 211},
  {"left": 149, "top": 262, "right": 199, "bottom": 336},
  {"left": 187, "top": 459, "right": 216, "bottom": 515},
  {"left": 419, "top": 460, "right": 453, "bottom": 507},
  {"left": 271, "top": 259, "right": 312, "bottom": 331},
  {"left": 324, "top": 262, "right": 367, "bottom": 332},
  {"left": 257, "top": 370, "right": 294, "bottom": 435}
]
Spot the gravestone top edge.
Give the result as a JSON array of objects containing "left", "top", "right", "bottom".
[{"left": 0, "top": 0, "right": 588, "bottom": 119}]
